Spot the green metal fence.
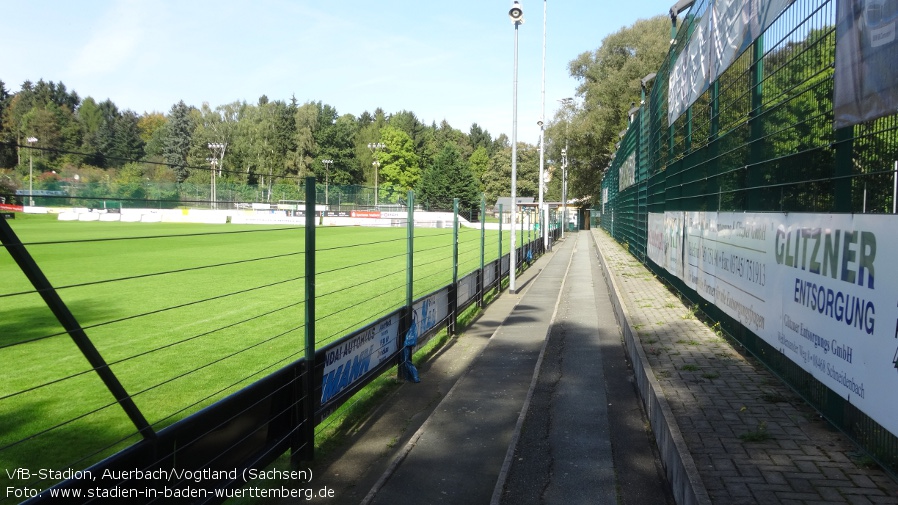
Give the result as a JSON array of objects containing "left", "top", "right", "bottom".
[
  {"left": 15, "top": 181, "right": 392, "bottom": 211},
  {"left": 600, "top": 0, "right": 898, "bottom": 477}
]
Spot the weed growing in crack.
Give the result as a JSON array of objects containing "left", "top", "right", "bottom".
[{"left": 739, "top": 421, "right": 772, "bottom": 442}]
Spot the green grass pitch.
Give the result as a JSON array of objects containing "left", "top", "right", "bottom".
[{"left": 0, "top": 214, "right": 521, "bottom": 494}]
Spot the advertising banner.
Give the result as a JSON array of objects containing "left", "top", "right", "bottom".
[
  {"left": 648, "top": 211, "right": 898, "bottom": 434},
  {"left": 647, "top": 212, "right": 666, "bottom": 269},
  {"left": 669, "top": 0, "right": 793, "bottom": 126},
  {"left": 619, "top": 151, "right": 638, "bottom": 191},
  {"left": 669, "top": 11, "right": 712, "bottom": 125},
  {"left": 647, "top": 211, "right": 686, "bottom": 280},
  {"left": 834, "top": 0, "right": 898, "bottom": 127},
  {"left": 320, "top": 313, "right": 400, "bottom": 404},
  {"left": 685, "top": 212, "right": 769, "bottom": 334},
  {"left": 457, "top": 271, "right": 478, "bottom": 309},
  {"left": 411, "top": 288, "right": 450, "bottom": 350},
  {"left": 351, "top": 210, "right": 382, "bottom": 218},
  {"left": 484, "top": 260, "right": 497, "bottom": 289}
]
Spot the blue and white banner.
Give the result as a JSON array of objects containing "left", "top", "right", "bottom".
[
  {"left": 320, "top": 313, "right": 400, "bottom": 404},
  {"left": 411, "top": 288, "right": 450, "bottom": 350}
]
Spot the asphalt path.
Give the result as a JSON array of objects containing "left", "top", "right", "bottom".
[{"left": 497, "top": 231, "right": 674, "bottom": 505}]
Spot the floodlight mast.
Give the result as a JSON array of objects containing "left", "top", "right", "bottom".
[
  {"left": 207, "top": 143, "right": 227, "bottom": 210},
  {"left": 539, "top": 0, "right": 548, "bottom": 250},
  {"left": 558, "top": 98, "right": 573, "bottom": 237},
  {"left": 509, "top": 0, "right": 524, "bottom": 294},
  {"left": 26, "top": 137, "right": 37, "bottom": 206},
  {"left": 321, "top": 159, "right": 333, "bottom": 205},
  {"left": 367, "top": 143, "right": 385, "bottom": 207}
]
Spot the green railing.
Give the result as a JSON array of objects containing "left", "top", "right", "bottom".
[{"left": 600, "top": 0, "right": 898, "bottom": 478}]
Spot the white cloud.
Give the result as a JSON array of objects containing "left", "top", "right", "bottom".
[{"left": 68, "top": 0, "right": 151, "bottom": 77}]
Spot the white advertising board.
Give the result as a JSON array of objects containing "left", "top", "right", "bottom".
[
  {"left": 647, "top": 211, "right": 686, "bottom": 281},
  {"left": 648, "top": 211, "right": 898, "bottom": 434}
]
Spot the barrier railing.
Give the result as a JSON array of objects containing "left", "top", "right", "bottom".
[{"left": 0, "top": 183, "right": 545, "bottom": 504}]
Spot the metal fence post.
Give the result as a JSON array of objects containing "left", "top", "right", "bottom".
[
  {"left": 407, "top": 191, "right": 414, "bottom": 313},
  {"left": 479, "top": 194, "right": 485, "bottom": 307},
  {"left": 747, "top": 36, "right": 765, "bottom": 211},
  {"left": 0, "top": 218, "right": 155, "bottom": 441},
  {"left": 834, "top": 127, "right": 854, "bottom": 213},
  {"left": 400, "top": 190, "right": 415, "bottom": 380},
  {"left": 498, "top": 204, "right": 503, "bottom": 286},
  {"left": 299, "top": 176, "right": 316, "bottom": 462},
  {"left": 519, "top": 207, "right": 524, "bottom": 269},
  {"left": 451, "top": 198, "right": 459, "bottom": 334}
]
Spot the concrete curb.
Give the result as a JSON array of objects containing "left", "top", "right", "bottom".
[{"left": 589, "top": 230, "right": 712, "bottom": 505}]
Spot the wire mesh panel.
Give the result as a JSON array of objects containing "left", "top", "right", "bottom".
[
  {"left": 601, "top": 0, "right": 898, "bottom": 477},
  {"left": 1, "top": 186, "right": 544, "bottom": 502}
]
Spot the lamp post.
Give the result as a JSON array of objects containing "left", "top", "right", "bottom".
[
  {"left": 539, "top": 0, "right": 548, "bottom": 250},
  {"left": 509, "top": 0, "right": 524, "bottom": 294},
  {"left": 207, "top": 142, "right": 227, "bottom": 210},
  {"left": 26, "top": 137, "right": 37, "bottom": 206},
  {"left": 367, "top": 142, "right": 384, "bottom": 207},
  {"left": 205, "top": 156, "right": 217, "bottom": 209},
  {"left": 558, "top": 97, "right": 573, "bottom": 237},
  {"left": 321, "top": 159, "right": 333, "bottom": 206},
  {"left": 561, "top": 147, "right": 568, "bottom": 237}
]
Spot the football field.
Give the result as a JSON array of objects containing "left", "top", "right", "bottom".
[{"left": 0, "top": 214, "right": 512, "bottom": 493}]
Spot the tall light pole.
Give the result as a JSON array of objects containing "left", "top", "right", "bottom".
[
  {"left": 558, "top": 97, "right": 573, "bottom": 237},
  {"left": 509, "top": 1, "right": 524, "bottom": 294},
  {"left": 207, "top": 142, "right": 226, "bottom": 210},
  {"left": 561, "top": 147, "right": 568, "bottom": 238},
  {"left": 367, "top": 142, "right": 384, "bottom": 207},
  {"left": 26, "top": 137, "right": 37, "bottom": 206},
  {"left": 539, "top": 0, "right": 548, "bottom": 250},
  {"left": 321, "top": 159, "right": 333, "bottom": 206}
]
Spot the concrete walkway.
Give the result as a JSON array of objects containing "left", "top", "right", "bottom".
[
  {"left": 298, "top": 229, "right": 898, "bottom": 504},
  {"left": 496, "top": 231, "right": 672, "bottom": 505},
  {"left": 363, "top": 231, "right": 575, "bottom": 504}
]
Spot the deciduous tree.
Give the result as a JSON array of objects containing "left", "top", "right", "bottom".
[
  {"left": 376, "top": 126, "right": 420, "bottom": 203},
  {"left": 559, "top": 15, "right": 669, "bottom": 204}
]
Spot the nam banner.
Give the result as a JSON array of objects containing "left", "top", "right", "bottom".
[{"left": 648, "top": 211, "right": 898, "bottom": 435}]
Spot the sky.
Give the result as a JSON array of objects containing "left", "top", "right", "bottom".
[{"left": 1, "top": 0, "right": 676, "bottom": 145}]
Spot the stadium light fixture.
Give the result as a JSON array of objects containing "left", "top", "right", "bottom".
[
  {"left": 321, "top": 159, "right": 333, "bottom": 206},
  {"left": 367, "top": 143, "right": 385, "bottom": 207},
  {"left": 26, "top": 137, "right": 37, "bottom": 206},
  {"left": 208, "top": 142, "right": 227, "bottom": 210}
]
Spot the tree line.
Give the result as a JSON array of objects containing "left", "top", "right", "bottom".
[
  {"left": 0, "top": 83, "right": 514, "bottom": 210},
  {"left": 0, "top": 16, "right": 673, "bottom": 211}
]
